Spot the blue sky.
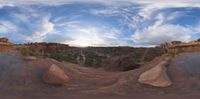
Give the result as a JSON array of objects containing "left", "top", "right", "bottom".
[{"left": 1, "top": 0, "right": 200, "bottom": 47}]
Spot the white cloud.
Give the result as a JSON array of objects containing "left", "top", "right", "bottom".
[
  {"left": 57, "top": 21, "right": 125, "bottom": 47},
  {"left": 67, "top": 26, "right": 134, "bottom": 47},
  {"left": 0, "top": 6, "right": 55, "bottom": 42},
  {"left": 35, "top": 17, "right": 54, "bottom": 36},
  {"left": 88, "top": 1, "right": 200, "bottom": 46},
  {"left": 90, "top": 7, "right": 121, "bottom": 16},
  {"left": 166, "top": 11, "right": 186, "bottom": 21},
  {"left": 131, "top": 12, "right": 196, "bottom": 46},
  {"left": 88, "top": 0, "right": 200, "bottom": 30},
  {"left": 1, "top": 0, "right": 200, "bottom": 47},
  {"left": 138, "top": 3, "right": 200, "bottom": 21},
  {"left": 132, "top": 24, "right": 194, "bottom": 46},
  {"left": 12, "top": 13, "right": 30, "bottom": 23},
  {"left": 1, "top": 0, "right": 200, "bottom": 8},
  {"left": 66, "top": 27, "right": 106, "bottom": 47},
  {"left": 104, "top": 28, "right": 120, "bottom": 39},
  {"left": 0, "top": 21, "right": 18, "bottom": 33},
  {"left": 25, "top": 17, "right": 55, "bottom": 42}
]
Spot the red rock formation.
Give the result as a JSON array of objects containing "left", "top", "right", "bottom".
[
  {"left": 138, "top": 57, "right": 172, "bottom": 87},
  {"left": 43, "top": 64, "right": 70, "bottom": 85}
]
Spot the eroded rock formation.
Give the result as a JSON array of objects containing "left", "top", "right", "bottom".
[
  {"left": 43, "top": 64, "right": 70, "bottom": 85},
  {"left": 138, "top": 57, "right": 172, "bottom": 87}
]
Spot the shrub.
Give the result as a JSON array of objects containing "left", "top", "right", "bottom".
[{"left": 18, "top": 48, "right": 36, "bottom": 56}]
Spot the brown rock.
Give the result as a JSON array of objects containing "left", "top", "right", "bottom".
[
  {"left": 138, "top": 58, "right": 172, "bottom": 87},
  {"left": 43, "top": 64, "right": 69, "bottom": 85}
]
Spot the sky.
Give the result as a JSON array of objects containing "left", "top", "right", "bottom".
[{"left": 1, "top": 0, "right": 200, "bottom": 47}]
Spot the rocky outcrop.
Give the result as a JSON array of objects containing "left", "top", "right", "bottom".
[
  {"left": 0, "top": 37, "right": 8, "bottom": 43},
  {"left": 138, "top": 57, "right": 172, "bottom": 87},
  {"left": 0, "top": 37, "right": 12, "bottom": 46},
  {"left": 43, "top": 64, "right": 69, "bottom": 85}
]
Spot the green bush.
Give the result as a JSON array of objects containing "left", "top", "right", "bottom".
[{"left": 18, "top": 48, "right": 36, "bottom": 56}]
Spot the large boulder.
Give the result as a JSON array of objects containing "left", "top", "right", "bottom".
[
  {"left": 43, "top": 64, "right": 69, "bottom": 85},
  {"left": 138, "top": 58, "right": 172, "bottom": 87}
]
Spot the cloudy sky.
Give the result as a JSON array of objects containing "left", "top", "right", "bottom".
[{"left": 1, "top": 0, "right": 200, "bottom": 47}]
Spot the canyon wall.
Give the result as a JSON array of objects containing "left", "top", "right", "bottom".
[
  {"left": 17, "top": 43, "right": 165, "bottom": 71},
  {"left": 168, "top": 43, "right": 200, "bottom": 54}
]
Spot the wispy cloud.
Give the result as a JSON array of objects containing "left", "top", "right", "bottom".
[
  {"left": 0, "top": 6, "right": 55, "bottom": 42},
  {"left": 62, "top": 24, "right": 125, "bottom": 47},
  {"left": 0, "top": 20, "right": 18, "bottom": 33},
  {"left": 25, "top": 17, "right": 55, "bottom": 42},
  {"left": 132, "top": 24, "right": 194, "bottom": 46}
]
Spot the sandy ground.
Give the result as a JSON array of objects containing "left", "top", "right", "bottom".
[{"left": 0, "top": 50, "right": 200, "bottom": 99}]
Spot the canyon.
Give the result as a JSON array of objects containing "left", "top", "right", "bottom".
[{"left": 0, "top": 38, "right": 200, "bottom": 99}]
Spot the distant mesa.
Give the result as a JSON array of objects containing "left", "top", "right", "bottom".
[{"left": 0, "top": 37, "right": 8, "bottom": 42}]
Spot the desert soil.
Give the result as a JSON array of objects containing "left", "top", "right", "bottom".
[{"left": 0, "top": 50, "right": 200, "bottom": 99}]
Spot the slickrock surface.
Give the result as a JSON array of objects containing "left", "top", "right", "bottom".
[{"left": 139, "top": 58, "right": 172, "bottom": 87}]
